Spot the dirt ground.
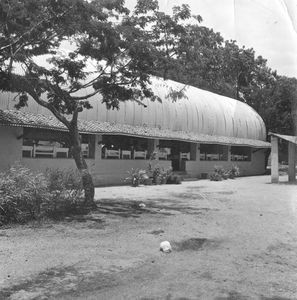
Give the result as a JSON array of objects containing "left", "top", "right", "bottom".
[{"left": 1, "top": 175, "right": 297, "bottom": 300}]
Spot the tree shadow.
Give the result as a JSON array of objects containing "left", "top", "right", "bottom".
[{"left": 95, "top": 198, "right": 216, "bottom": 218}]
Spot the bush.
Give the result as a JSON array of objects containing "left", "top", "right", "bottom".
[
  {"left": 209, "top": 165, "right": 240, "bottom": 181},
  {"left": 151, "top": 165, "right": 161, "bottom": 184},
  {"left": 0, "top": 164, "right": 84, "bottom": 225},
  {"left": 210, "top": 165, "right": 225, "bottom": 181},
  {"left": 147, "top": 164, "right": 173, "bottom": 185},
  {"left": 44, "top": 169, "right": 84, "bottom": 217},
  {"left": 125, "top": 164, "right": 177, "bottom": 186},
  {"left": 125, "top": 168, "right": 148, "bottom": 187},
  {"left": 228, "top": 164, "right": 240, "bottom": 179},
  {"left": 167, "top": 174, "right": 182, "bottom": 184},
  {"left": 0, "top": 163, "right": 50, "bottom": 224},
  {"left": 209, "top": 172, "right": 223, "bottom": 181}
]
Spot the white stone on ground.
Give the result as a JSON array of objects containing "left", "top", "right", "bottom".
[{"left": 160, "top": 241, "right": 172, "bottom": 253}]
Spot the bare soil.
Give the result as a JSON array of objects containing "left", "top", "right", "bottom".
[{"left": 1, "top": 176, "right": 297, "bottom": 299}]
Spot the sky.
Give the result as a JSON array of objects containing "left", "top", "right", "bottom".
[{"left": 127, "top": 0, "right": 297, "bottom": 78}]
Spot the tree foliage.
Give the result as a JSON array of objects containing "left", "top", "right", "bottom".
[
  {"left": 0, "top": 0, "right": 199, "bottom": 204},
  {"left": 149, "top": 14, "right": 297, "bottom": 137},
  {"left": 1, "top": 0, "right": 296, "bottom": 200}
]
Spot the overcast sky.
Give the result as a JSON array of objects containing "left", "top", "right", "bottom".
[{"left": 127, "top": 0, "right": 297, "bottom": 78}]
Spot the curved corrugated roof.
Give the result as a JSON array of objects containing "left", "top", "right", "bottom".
[
  {"left": 80, "top": 78, "right": 267, "bottom": 142},
  {"left": 0, "top": 78, "right": 268, "bottom": 146}
]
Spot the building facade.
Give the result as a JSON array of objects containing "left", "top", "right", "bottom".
[{"left": 0, "top": 79, "right": 270, "bottom": 186}]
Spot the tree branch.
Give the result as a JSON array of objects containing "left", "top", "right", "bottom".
[
  {"left": 0, "top": 5, "right": 73, "bottom": 56},
  {"left": 6, "top": 73, "right": 70, "bottom": 128},
  {"left": 71, "top": 89, "right": 101, "bottom": 101}
]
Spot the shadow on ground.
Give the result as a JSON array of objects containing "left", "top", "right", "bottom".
[
  {"left": 0, "top": 266, "right": 118, "bottom": 300},
  {"left": 95, "top": 197, "right": 216, "bottom": 218},
  {"left": 215, "top": 291, "right": 249, "bottom": 300},
  {"left": 173, "top": 238, "right": 221, "bottom": 251},
  {"left": 261, "top": 297, "right": 295, "bottom": 300},
  {"left": 215, "top": 292, "right": 294, "bottom": 300}
]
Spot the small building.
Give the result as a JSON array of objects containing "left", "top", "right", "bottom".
[
  {"left": 269, "top": 132, "right": 297, "bottom": 183},
  {"left": 0, "top": 79, "right": 270, "bottom": 186}
]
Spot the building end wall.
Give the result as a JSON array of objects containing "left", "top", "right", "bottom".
[{"left": 0, "top": 126, "right": 23, "bottom": 171}]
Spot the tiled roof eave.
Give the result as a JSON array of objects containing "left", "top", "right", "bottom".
[{"left": 0, "top": 109, "right": 271, "bottom": 148}]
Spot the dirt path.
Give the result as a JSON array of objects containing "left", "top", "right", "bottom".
[{"left": 1, "top": 176, "right": 297, "bottom": 299}]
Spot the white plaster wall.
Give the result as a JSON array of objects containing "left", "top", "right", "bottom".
[
  {"left": 20, "top": 152, "right": 266, "bottom": 186},
  {"left": 22, "top": 156, "right": 171, "bottom": 186},
  {"left": 22, "top": 158, "right": 96, "bottom": 174},
  {"left": 186, "top": 149, "right": 266, "bottom": 178},
  {"left": 93, "top": 159, "right": 171, "bottom": 186},
  {"left": 22, "top": 158, "right": 77, "bottom": 173},
  {"left": 0, "top": 126, "right": 23, "bottom": 170}
]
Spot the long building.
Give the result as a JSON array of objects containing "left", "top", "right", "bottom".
[{"left": 0, "top": 78, "right": 270, "bottom": 185}]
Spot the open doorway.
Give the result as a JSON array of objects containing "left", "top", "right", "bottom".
[{"left": 159, "top": 140, "right": 191, "bottom": 171}]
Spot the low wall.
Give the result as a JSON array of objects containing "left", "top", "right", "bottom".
[
  {"left": 21, "top": 152, "right": 265, "bottom": 186},
  {"left": 22, "top": 157, "right": 171, "bottom": 186},
  {"left": 22, "top": 157, "right": 78, "bottom": 173},
  {"left": 93, "top": 159, "right": 171, "bottom": 186},
  {"left": 186, "top": 149, "right": 266, "bottom": 178}
]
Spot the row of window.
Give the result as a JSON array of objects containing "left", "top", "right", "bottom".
[
  {"left": 21, "top": 129, "right": 252, "bottom": 161},
  {"left": 22, "top": 128, "right": 95, "bottom": 159},
  {"left": 200, "top": 144, "right": 251, "bottom": 161}
]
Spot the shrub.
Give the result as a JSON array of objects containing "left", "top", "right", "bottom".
[
  {"left": 214, "top": 165, "right": 227, "bottom": 177},
  {"left": 210, "top": 165, "right": 225, "bottom": 181},
  {"left": 0, "top": 164, "right": 85, "bottom": 225},
  {"left": 44, "top": 169, "right": 84, "bottom": 216},
  {"left": 0, "top": 163, "right": 50, "bottom": 224},
  {"left": 148, "top": 164, "right": 161, "bottom": 184},
  {"left": 164, "top": 167, "right": 173, "bottom": 183},
  {"left": 210, "top": 165, "right": 240, "bottom": 181},
  {"left": 149, "top": 165, "right": 173, "bottom": 185},
  {"left": 125, "top": 164, "right": 176, "bottom": 186},
  {"left": 228, "top": 164, "right": 240, "bottom": 179},
  {"left": 125, "top": 168, "right": 148, "bottom": 187},
  {"left": 167, "top": 174, "right": 182, "bottom": 184},
  {"left": 209, "top": 172, "right": 223, "bottom": 181}
]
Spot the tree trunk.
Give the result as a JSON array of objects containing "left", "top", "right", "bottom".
[{"left": 69, "top": 125, "right": 95, "bottom": 208}]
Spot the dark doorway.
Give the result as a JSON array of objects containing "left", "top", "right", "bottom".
[
  {"left": 159, "top": 140, "right": 190, "bottom": 171},
  {"left": 171, "top": 143, "right": 186, "bottom": 171}
]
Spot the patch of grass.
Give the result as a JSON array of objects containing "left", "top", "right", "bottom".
[{"left": 173, "top": 238, "right": 221, "bottom": 251}]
